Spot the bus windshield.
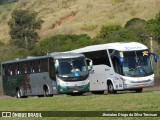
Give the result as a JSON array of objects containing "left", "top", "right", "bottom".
[
  {"left": 121, "top": 50, "right": 153, "bottom": 77},
  {"left": 57, "top": 57, "right": 88, "bottom": 81}
]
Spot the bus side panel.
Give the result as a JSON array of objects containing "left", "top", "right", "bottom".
[
  {"left": 3, "top": 75, "right": 24, "bottom": 97},
  {"left": 89, "top": 65, "right": 124, "bottom": 91},
  {"left": 24, "top": 72, "right": 57, "bottom": 96},
  {"left": 111, "top": 73, "right": 124, "bottom": 91},
  {"left": 89, "top": 65, "right": 109, "bottom": 91}
]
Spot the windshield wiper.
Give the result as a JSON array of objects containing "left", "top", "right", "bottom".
[{"left": 127, "top": 65, "right": 148, "bottom": 76}]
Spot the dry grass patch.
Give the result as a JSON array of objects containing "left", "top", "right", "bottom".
[{"left": 1, "top": 0, "right": 160, "bottom": 42}]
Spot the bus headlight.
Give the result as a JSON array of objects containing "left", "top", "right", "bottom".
[{"left": 121, "top": 77, "right": 132, "bottom": 83}]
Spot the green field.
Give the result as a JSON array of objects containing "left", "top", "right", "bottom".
[{"left": 0, "top": 92, "right": 160, "bottom": 119}]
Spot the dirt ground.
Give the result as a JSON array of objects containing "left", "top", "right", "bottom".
[
  {"left": 0, "top": 77, "right": 159, "bottom": 98},
  {"left": 143, "top": 77, "right": 160, "bottom": 91}
]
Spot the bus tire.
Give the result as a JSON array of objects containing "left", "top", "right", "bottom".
[
  {"left": 135, "top": 88, "right": 143, "bottom": 93},
  {"left": 71, "top": 92, "right": 83, "bottom": 96},
  {"left": 16, "top": 89, "right": 22, "bottom": 98},
  {"left": 108, "top": 82, "right": 117, "bottom": 94},
  {"left": 91, "top": 91, "right": 104, "bottom": 94},
  {"left": 43, "top": 92, "right": 53, "bottom": 97},
  {"left": 44, "top": 89, "right": 49, "bottom": 97},
  {"left": 43, "top": 85, "right": 49, "bottom": 97}
]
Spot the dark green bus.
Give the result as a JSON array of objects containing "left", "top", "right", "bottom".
[{"left": 1, "top": 53, "right": 92, "bottom": 98}]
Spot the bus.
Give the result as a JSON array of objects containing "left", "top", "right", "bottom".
[
  {"left": 70, "top": 42, "right": 158, "bottom": 94},
  {"left": 1, "top": 52, "right": 92, "bottom": 98}
]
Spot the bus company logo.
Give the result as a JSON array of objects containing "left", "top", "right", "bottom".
[
  {"left": 2, "top": 112, "right": 12, "bottom": 117},
  {"left": 125, "top": 46, "right": 142, "bottom": 51}
]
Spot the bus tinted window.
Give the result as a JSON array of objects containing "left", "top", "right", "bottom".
[
  {"left": 41, "top": 59, "right": 48, "bottom": 72},
  {"left": 33, "top": 60, "right": 39, "bottom": 73},
  {"left": 2, "top": 64, "right": 8, "bottom": 76},
  {"left": 9, "top": 64, "right": 13, "bottom": 76},
  {"left": 84, "top": 50, "right": 111, "bottom": 67},
  {"left": 49, "top": 58, "right": 55, "bottom": 80},
  {"left": 12, "top": 64, "right": 16, "bottom": 75},
  {"left": 19, "top": 62, "right": 24, "bottom": 74}
]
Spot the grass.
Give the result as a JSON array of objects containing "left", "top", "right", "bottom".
[
  {"left": 80, "top": 23, "right": 98, "bottom": 31},
  {"left": 0, "top": 92, "right": 160, "bottom": 119},
  {"left": 0, "top": 2, "right": 15, "bottom": 43},
  {"left": 0, "top": 3, "right": 14, "bottom": 14},
  {"left": 1, "top": 0, "right": 160, "bottom": 42}
]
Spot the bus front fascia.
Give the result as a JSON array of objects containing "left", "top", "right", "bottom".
[{"left": 114, "top": 51, "right": 157, "bottom": 89}]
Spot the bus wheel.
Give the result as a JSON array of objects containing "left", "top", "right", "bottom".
[
  {"left": 44, "top": 89, "right": 49, "bottom": 97},
  {"left": 71, "top": 92, "right": 83, "bottom": 96},
  {"left": 91, "top": 91, "right": 104, "bottom": 94},
  {"left": 108, "top": 82, "right": 117, "bottom": 94},
  {"left": 16, "top": 89, "right": 22, "bottom": 98},
  {"left": 43, "top": 85, "right": 51, "bottom": 97},
  {"left": 135, "top": 88, "right": 143, "bottom": 93}
]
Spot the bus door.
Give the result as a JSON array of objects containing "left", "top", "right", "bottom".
[{"left": 110, "top": 54, "right": 124, "bottom": 90}]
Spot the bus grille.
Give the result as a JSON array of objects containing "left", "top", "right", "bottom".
[
  {"left": 131, "top": 79, "right": 151, "bottom": 83},
  {"left": 67, "top": 85, "right": 84, "bottom": 90}
]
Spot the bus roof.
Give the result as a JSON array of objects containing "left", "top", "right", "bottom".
[
  {"left": 50, "top": 52, "right": 84, "bottom": 59},
  {"left": 70, "top": 42, "right": 148, "bottom": 53},
  {"left": 1, "top": 52, "right": 84, "bottom": 64}
]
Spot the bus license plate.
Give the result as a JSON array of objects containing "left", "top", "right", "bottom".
[
  {"left": 139, "top": 84, "right": 144, "bottom": 87},
  {"left": 73, "top": 90, "right": 78, "bottom": 93}
]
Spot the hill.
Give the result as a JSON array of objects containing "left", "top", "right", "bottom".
[{"left": 0, "top": 0, "right": 160, "bottom": 43}]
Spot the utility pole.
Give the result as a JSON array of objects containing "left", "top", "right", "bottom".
[
  {"left": 25, "top": 36, "right": 28, "bottom": 50},
  {"left": 150, "top": 35, "right": 153, "bottom": 53}
]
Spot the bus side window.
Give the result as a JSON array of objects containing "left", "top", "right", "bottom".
[
  {"left": 9, "top": 64, "right": 12, "bottom": 76},
  {"left": 29, "top": 61, "right": 33, "bottom": 74},
  {"left": 3, "top": 64, "right": 7, "bottom": 76},
  {"left": 38, "top": 60, "right": 41, "bottom": 72},
  {"left": 12, "top": 64, "right": 16, "bottom": 76},
  {"left": 17, "top": 63, "right": 20, "bottom": 74},
  {"left": 41, "top": 59, "right": 48, "bottom": 72},
  {"left": 34, "top": 60, "right": 40, "bottom": 73},
  {"left": 2, "top": 65, "right": 5, "bottom": 76},
  {"left": 19, "top": 62, "right": 24, "bottom": 74},
  {"left": 23, "top": 62, "right": 27, "bottom": 74},
  {"left": 49, "top": 58, "right": 56, "bottom": 80},
  {"left": 84, "top": 50, "right": 111, "bottom": 67}
]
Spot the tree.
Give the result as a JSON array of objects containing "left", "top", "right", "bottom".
[
  {"left": 125, "top": 18, "right": 145, "bottom": 29},
  {"left": 97, "top": 25, "right": 122, "bottom": 40},
  {"left": 96, "top": 25, "right": 139, "bottom": 43},
  {"left": 33, "top": 34, "right": 92, "bottom": 55},
  {"left": 125, "top": 18, "right": 150, "bottom": 46},
  {"left": 8, "top": 9, "right": 43, "bottom": 50},
  {"left": 146, "top": 12, "right": 160, "bottom": 43}
]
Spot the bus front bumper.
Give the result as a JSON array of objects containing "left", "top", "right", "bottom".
[
  {"left": 123, "top": 80, "right": 154, "bottom": 90},
  {"left": 58, "top": 83, "right": 89, "bottom": 94}
]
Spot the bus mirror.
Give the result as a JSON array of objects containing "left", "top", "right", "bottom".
[
  {"left": 89, "top": 60, "right": 93, "bottom": 71},
  {"left": 150, "top": 53, "right": 158, "bottom": 63},
  {"left": 86, "top": 58, "right": 93, "bottom": 71}
]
